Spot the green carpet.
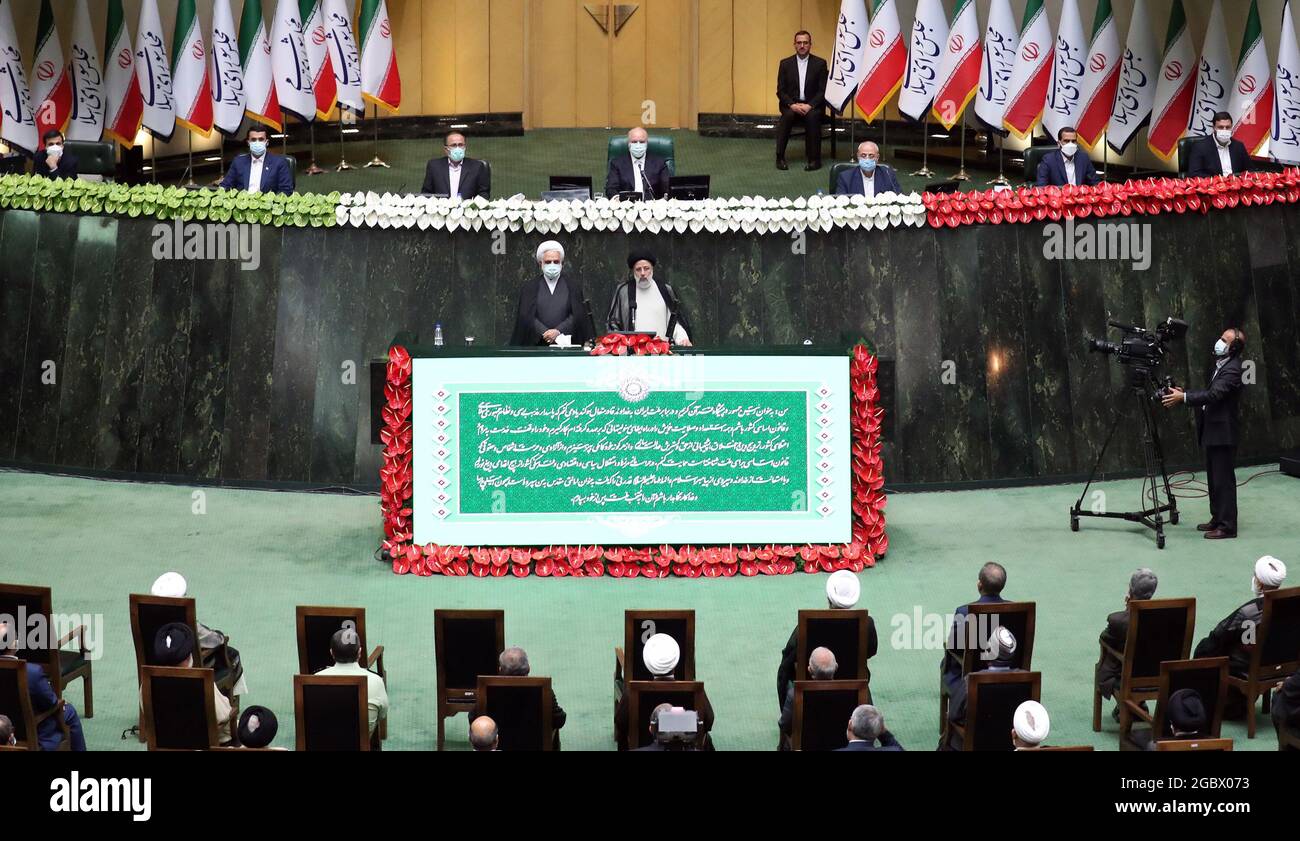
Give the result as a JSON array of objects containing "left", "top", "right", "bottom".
[
  {"left": 1, "top": 468, "right": 1293, "bottom": 751},
  {"left": 274, "top": 128, "right": 987, "bottom": 200}
]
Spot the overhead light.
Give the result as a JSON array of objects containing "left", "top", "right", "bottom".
[
  {"left": 204, "top": 156, "right": 221, "bottom": 162},
  {"left": 449, "top": 123, "right": 469, "bottom": 129},
  {"left": 270, "top": 133, "right": 287, "bottom": 139},
  {"left": 341, "top": 128, "right": 361, "bottom": 134},
  {"left": 930, "top": 133, "right": 950, "bottom": 139},
  {"left": 142, "top": 166, "right": 153, "bottom": 172},
  {"left": 834, "top": 127, "right": 848, "bottom": 133},
  {"left": 755, "top": 123, "right": 775, "bottom": 129}
]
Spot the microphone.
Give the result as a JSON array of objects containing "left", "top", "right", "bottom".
[
  {"left": 580, "top": 287, "right": 599, "bottom": 348},
  {"left": 639, "top": 160, "right": 656, "bottom": 201}
]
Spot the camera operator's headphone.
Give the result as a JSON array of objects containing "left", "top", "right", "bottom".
[{"left": 1227, "top": 328, "right": 1246, "bottom": 357}]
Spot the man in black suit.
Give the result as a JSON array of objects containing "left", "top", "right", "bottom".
[
  {"left": 1097, "top": 568, "right": 1159, "bottom": 715},
  {"left": 32, "top": 130, "right": 78, "bottom": 179},
  {"left": 604, "top": 127, "right": 670, "bottom": 200},
  {"left": 493, "top": 646, "right": 566, "bottom": 749},
  {"left": 835, "top": 705, "right": 904, "bottom": 751},
  {"left": 1162, "top": 327, "right": 1247, "bottom": 538},
  {"left": 941, "top": 562, "right": 1010, "bottom": 693},
  {"left": 1186, "top": 112, "right": 1252, "bottom": 179},
  {"left": 420, "top": 131, "right": 490, "bottom": 198},
  {"left": 1272, "top": 673, "right": 1300, "bottom": 751},
  {"left": 943, "top": 626, "right": 1022, "bottom": 750},
  {"left": 775, "top": 30, "right": 828, "bottom": 171},
  {"left": 778, "top": 646, "right": 836, "bottom": 749},
  {"left": 1035, "top": 126, "right": 1101, "bottom": 187}
]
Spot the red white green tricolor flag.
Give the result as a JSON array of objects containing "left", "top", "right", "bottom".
[
  {"left": 300, "top": 0, "right": 338, "bottom": 119},
  {"left": 31, "top": 0, "right": 73, "bottom": 148},
  {"left": 359, "top": 0, "right": 401, "bottom": 112},
  {"left": 1075, "top": 0, "right": 1122, "bottom": 150},
  {"left": 931, "top": 0, "right": 982, "bottom": 130},
  {"left": 1229, "top": 0, "right": 1274, "bottom": 155},
  {"left": 239, "top": 0, "right": 282, "bottom": 130},
  {"left": 1147, "top": 0, "right": 1195, "bottom": 161},
  {"left": 171, "top": 0, "right": 213, "bottom": 136},
  {"left": 0, "top": 0, "right": 39, "bottom": 153},
  {"left": 854, "top": 0, "right": 906, "bottom": 122},
  {"left": 1003, "top": 0, "right": 1053, "bottom": 138},
  {"left": 103, "top": 0, "right": 143, "bottom": 147}
]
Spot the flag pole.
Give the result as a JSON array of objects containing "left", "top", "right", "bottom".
[
  {"left": 988, "top": 133, "right": 1010, "bottom": 186},
  {"left": 184, "top": 132, "right": 197, "bottom": 188},
  {"left": 1102, "top": 135, "right": 1109, "bottom": 182},
  {"left": 150, "top": 133, "right": 156, "bottom": 183},
  {"left": 337, "top": 108, "right": 354, "bottom": 171},
  {"left": 305, "top": 121, "right": 325, "bottom": 175},
  {"left": 913, "top": 112, "right": 934, "bottom": 178},
  {"left": 365, "top": 103, "right": 389, "bottom": 168},
  {"left": 953, "top": 114, "right": 970, "bottom": 181}
]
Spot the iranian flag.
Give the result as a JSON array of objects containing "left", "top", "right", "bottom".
[
  {"left": 271, "top": 0, "right": 316, "bottom": 121},
  {"left": 1229, "top": 0, "right": 1274, "bottom": 155},
  {"left": 360, "top": 0, "right": 401, "bottom": 112},
  {"left": 1107, "top": 0, "right": 1157, "bottom": 155},
  {"left": 324, "top": 0, "right": 364, "bottom": 113},
  {"left": 65, "top": 0, "right": 104, "bottom": 142},
  {"left": 1147, "top": 0, "right": 1196, "bottom": 161},
  {"left": 103, "top": 0, "right": 143, "bottom": 147},
  {"left": 1003, "top": 0, "right": 1053, "bottom": 138},
  {"left": 210, "top": 0, "right": 246, "bottom": 136},
  {"left": 1188, "top": 0, "right": 1231, "bottom": 137},
  {"left": 853, "top": 0, "right": 906, "bottom": 122},
  {"left": 1273, "top": 0, "right": 1300, "bottom": 165},
  {"left": 171, "top": 0, "right": 213, "bottom": 136},
  {"left": 931, "top": 0, "right": 982, "bottom": 131},
  {"left": 1074, "top": 0, "right": 1121, "bottom": 150},
  {"left": 240, "top": 0, "right": 282, "bottom": 129},
  {"left": 134, "top": 0, "right": 175, "bottom": 139},
  {"left": 31, "top": 0, "right": 73, "bottom": 148},
  {"left": 0, "top": 0, "right": 38, "bottom": 153},
  {"left": 300, "top": 0, "right": 338, "bottom": 118},
  {"left": 1043, "top": 0, "right": 1086, "bottom": 141},
  {"left": 897, "top": 0, "right": 947, "bottom": 122}
]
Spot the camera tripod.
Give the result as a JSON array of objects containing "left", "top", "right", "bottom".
[{"left": 1070, "top": 376, "right": 1179, "bottom": 549}]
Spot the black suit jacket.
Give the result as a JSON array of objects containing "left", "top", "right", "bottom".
[
  {"left": 420, "top": 157, "right": 490, "bottom": 199},
  {"left": 32, "top": 151, "right": 79, "bottom": 179},
  {"left": 605, "top": 154, "right": 670, "bottom": 200},
  {"left": 1185, "top": 355, "right": 1244, "bottom": 448},
  {"left": 1096, "top": 608, "right": 1128, "bottom": 698},
  {"left": 1186, "top": 136, "right": 1252, "bottom": 179},
  {"left": 1194, "top": 596, "right": 1263, "bottom": 675},
  {"left": 834, "top": 732, "right": 904, "bottom": 751},
  {"left": 777, "top": 54, "right": 828, "bottom": 112},
  {"left": 776, "top": 618, "right": 878, "bottom": 709}
]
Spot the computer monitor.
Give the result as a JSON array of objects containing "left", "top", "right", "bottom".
[
  {"left": 668, "top": 175, "right": 710, "bottom": 200},
  {"left": 549, "top": 175, "right": 592, "bottom": 193}
]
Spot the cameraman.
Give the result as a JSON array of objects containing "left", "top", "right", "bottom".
[{"left": 1161, "top": 328, "right": 1246, "bottom": 539}]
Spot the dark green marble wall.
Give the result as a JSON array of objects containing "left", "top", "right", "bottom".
[{"left": 2, "top": 206, "right": 1298, "bottom": 487}]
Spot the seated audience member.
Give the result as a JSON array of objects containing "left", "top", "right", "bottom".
[
  {"left": 777, "top": 569, "right": 878, "bottom": 709},
  {"left": 605, "top": 127, "right": 670, "bottom": 200},
  {"left": 0, "top": 713, "right": 14, "bottom": 746},
  {"left": 605, "top": 250, "right": 691, "bottom": 345},
  {"left": 237, "top": 706, "right": 284, "bottom": 749},
  {"left": 150, "top": 572, "right": 246, "bottom": 698},
  {"left": 1133, "top": 688, "right": 1208, "bottom": 751},
  {"left": 219, "top": 126, "right": 294, "bottom": 195},
  {"left": 778, "top": 646, "right": 837, "bottom": 747},
  {"left": 495, "top": 646, "right": 566, "bottom": 749},
  {"left": 470, "top": 715, "right": 499, "bottom": 752},
  {"left": 835, "top": 704, "right": 903, "bottom": 751},
  {"left": 152, "top": 622, "right": 233, "bottom": 746},
  {"left": 615, "top": 633, "right": 715, "bottom": 750},
  {"left": 420, "top": 131, "right": 490, "bottom": 199},
  {"left": 1194, "top": 555, "right": 1287, "bottom": 718},
  {"left": 32, "top": 130, "right": 78, "bottom": 179},
  {"left": 1186, "top": 112, "right": 1252, "bottom": 178},
  {"left": 834, "top": 141, "right": 902, "bottom": 196},
  {"left": 316, "top": 628, "right": 388, "bottom": 737},
  {"left": 1272, "top": 673, "right": 1300, "bottom": 751},
  {"left": 943, "top": 626, "right": 1021, "bottom": 750},
  {"left": 0, "top": 619, "right": 86, "bottom": 751},
  {"left": 1035, "top": 126, "right": 1101, "bottom": 187},
  {"left": 941, "top": 562, "right": 1010, "bottom": 693},
  {"left": 1097, "top": 567, "right": 1159, "bottom": 719},
  {"left": 632, "top": 703, "right": 680, "bottom": 751},
  {"left": 1011, "top": 700, "right": 1051, "bottom": 750},
  {"left": 774, "top": 31, "right": 828, "bottom": 171}
]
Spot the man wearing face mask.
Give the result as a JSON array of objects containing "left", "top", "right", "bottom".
[
  {"left": 510, "top": 240, "right": 592, "bottom": 347},
  {"left": 1186, "top": 112, "right": 1252, "bottom": 179},
  {"left": 1162, "top": 327, "right": 1246, "bottom": 539},
  {"left": 1035, "top": 126, "right": 1101, "bottom": 188},
  {"left": 220, "top": 126, "right": 294, "bottom": 194},
  {"left": 834, "top": 141, "right": 902, "bottom": 196},
  {"left": 32, "top": 130, "right": 78, "bottom": 179},
  {"left": 605, "top": 250, "right": 691, "bottom": 346},
  {"left": 420, "top": 131, "right": 490, "bottom": 198},
  {"left": 605, "top": 127, "right": 670, "bottom": 200}
]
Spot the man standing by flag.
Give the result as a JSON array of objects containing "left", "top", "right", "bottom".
[
  {"left": 898, "top": 0, "right": 947, "bottom": 123},
  {"left": 1229, "top": 0, "right": 1273, "bottom": 156},
  {"left": 1107, "top": 0, "right": 1157, "bottom": 156},
  {"left": 1074, "top": 0, "right": 1121, "bottom": 151},
  {"left": 1147, "top": 0, "right": 1196, "bottom": 161},
  {"left": 774, "top": 31, "right": 828, "bottom": 171},
  {"left": 102, "top": 0, "right": 142, "bottom": 147},
  {"left": 931, "top": 0, "right": 981, "bottom": 131},
  {"left": 172, "top": 0, "right": 213, "bottom": 137},
  {"left": 210, "top": 0, "right": 246, "bottom": 137},
  {"left": 65, "top": 0, "right": 104, "bottom": 142},
  {"left": 853, "top": 1, "right": 905, "bottom": 124},
  {"left": 31, "top": 0, "right": 72, "bottom": 149},
  {"left": 1004, "top": 0, "right": 1053, "bottom": 139}
]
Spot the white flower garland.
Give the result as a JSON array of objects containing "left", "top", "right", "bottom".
[{"left": 335, "top": 191, "right": 927, "bottom": 234}]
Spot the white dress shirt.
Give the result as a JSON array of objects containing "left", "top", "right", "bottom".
[
  {"left": 796, "top": 55, "right": 809, "bottom": 100},
  {"left": 860, "top": 171, "right": 876, "bottom": 197},
  {"left": 318, "top": 661, "right": 389, "bottom": 735},
  {"left": 1064, "top": 155, "right": 1077, "bottom": 186},
  {"left": 1217, "top": 142, "right": 1233, "bottom": 177},
  {"left": 632, "top": 158, "right": 645, "bottom": 194},
  {"left": 448, "top": 160, "right": 462, "bottom": 197},
  {"left": 247, "top": 154, "right": 264, "bottom": 194}
]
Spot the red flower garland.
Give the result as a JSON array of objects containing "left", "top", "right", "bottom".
[
  {"left": 379, "top": 339, "right": 888, "bottom": 578},
  {"left": 923, "top": 169, "right": 1300, "bottom": 229}
]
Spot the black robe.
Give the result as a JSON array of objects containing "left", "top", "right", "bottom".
[
  {"left": 509, "top": 274, "right": 592, "bottom": 347},
  {"left": 605, "top": 277, "right": 689, "bottom": 342},
  {"left": 1194, "top": 596, "right": 1264, "bottom": 675}
]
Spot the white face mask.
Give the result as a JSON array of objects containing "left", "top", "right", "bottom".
[
  {"left": 1216, "top": 129, "right": 1233, "bottom": 146},
  {"left": 629, "top": 141, "right": 648, "bottom": 160},
  {"left": 46, "top": 143, "right": 63, "bottom": 159},
  {"left": 542, "top": 263, "right": 562, "bottom": 281},
  {"left": 1061, "top": 142, "right": 1078, "bottom": 158},
  {"left": 1214, "top": 338, "right": 1230, "bottom": 357}
]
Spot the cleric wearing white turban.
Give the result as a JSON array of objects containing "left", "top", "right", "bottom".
[
  {"left": 776, "top": 570, "right": 878, "bottom": 709},
  {"left": 643, "top": 633, "right": 681, "bottom": 676},
  {"left": 149, "top": 571, "right": 248, "bottom": 697},
  {"left": 1012, "top": 700, "right": 1051, "bottom": 750},
  {"left": 613, "top": 632, "right": 715, "bottom": 749},
  {"left": 509, "top": 240, "right": 592, "bottom": 347},
  {"left": 1194, "top": 554, "right": 1289, "bottom": 718}
]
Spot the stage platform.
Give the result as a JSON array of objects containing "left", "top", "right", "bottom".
[{"left": 4, "top": 467, "right": 1293, "bottom": 751}]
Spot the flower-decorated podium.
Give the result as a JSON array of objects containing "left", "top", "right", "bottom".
[{"left": 379, "top": 335, "right": 887, "bottom": 579}]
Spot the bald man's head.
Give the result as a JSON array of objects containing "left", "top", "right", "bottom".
[
  {"left": 856, "top": 141, "right": 880, "bottom": 160},
  {"left": 809, "top": 646, "right": 838, "bottom": 680},
  {"left": 628, "top": 127, "right": 648, "bottom": 143},
  {"left": 470, "top": 715, "right": 498, "bottom": 751},
  {"left": 0, "top": 713, "right": 13, "bottom": 745}
]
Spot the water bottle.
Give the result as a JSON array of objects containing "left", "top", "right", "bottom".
[{"left": 434, "top": 322, "right": 444, "bottom": 348}]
